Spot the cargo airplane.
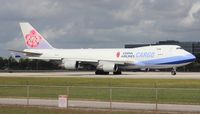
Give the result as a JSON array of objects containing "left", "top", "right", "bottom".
[{"left": 10, "top": 22, "right": 196, "bottom": 75}]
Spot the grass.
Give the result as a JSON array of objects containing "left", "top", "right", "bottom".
[
  {"left": 0, "top": 77, "right": 200, "bottom": 88},
  {"left": 0, "top": 77, "right": 200, "bottom": 104}
]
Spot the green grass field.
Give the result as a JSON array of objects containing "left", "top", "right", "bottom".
[
  {"left": 0, "top": 77, "right": 200, "bottom": 88},
  {"left": 0, "top": 77, "right": 200, "bottom": 104}
]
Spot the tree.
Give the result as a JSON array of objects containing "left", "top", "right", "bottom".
[
  {"left": 0, "top": 57, "right": 5, "bottom": 70},
  {"left": 18, "top": 58, "right": 31, "bottom": 70},
  {"left": 7, "top": 56, "right": 19, "bottom": 70}
]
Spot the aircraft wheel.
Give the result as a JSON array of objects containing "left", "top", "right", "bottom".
[
  {"left": 95, "top": 70, "right": 109, "bottom": 75},
  {"left": 113, "top": 71, "right": 122, "bottom": 75},
  {"left": 171, "top": 71, "right": 176, "bottom": 75},
  {"left": 171, "top": 67, "right": 176, "bottom": 75}
]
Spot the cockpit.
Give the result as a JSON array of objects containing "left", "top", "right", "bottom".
[{"left": 176, "top": 47, "right": 183, "bottom": 50}]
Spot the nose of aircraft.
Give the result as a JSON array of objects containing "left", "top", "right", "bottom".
[{"left": 186, "top": 53, "right": 196, "bottom": 62}]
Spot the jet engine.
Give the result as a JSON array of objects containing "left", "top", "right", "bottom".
[
  {"left": 97, "top": 61, "right": 118, "bottom": 72},
  {"left": 62, "top": 59, "right": 78, "bottom": 70}
]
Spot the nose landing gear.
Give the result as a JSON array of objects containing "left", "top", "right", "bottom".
[{"left": 171, "top": 67, "right": 176, "bottom": 75}]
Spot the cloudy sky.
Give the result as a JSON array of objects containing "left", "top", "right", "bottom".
[{"left": 1, "top": 0, "right": 200, "bottom": 57}]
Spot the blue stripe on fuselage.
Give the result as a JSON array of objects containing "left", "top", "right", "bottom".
[
  {"left": 157, "top": 58, "right": 195, "bottom": 65},
  {"left": 139, "top": 54, "right": 196, "bottom": 65}
]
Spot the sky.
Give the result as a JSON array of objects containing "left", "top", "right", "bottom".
[{"left": 1, "top": 0, "right": 200, "bottom": 57}]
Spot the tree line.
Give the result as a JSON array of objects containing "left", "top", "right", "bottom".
[
  {"left": 0, "top": 57, "right": 61, "bottom": 70},
  {"left": 0, "top": 54, "right": 200, "bottom": 71}
]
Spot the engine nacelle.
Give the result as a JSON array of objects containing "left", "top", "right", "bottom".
[
  {"left": 97, "top": 61, "right": 118, "bottom": 72},
  {"left": 62, "top": 59, "right": 78, "bottom": 70}
]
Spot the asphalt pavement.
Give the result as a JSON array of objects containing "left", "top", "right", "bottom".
[
  {"left": 0, "top": 72, "right": 200, "bottom": 79},
  {"left": 0, "top": 98, "right": 200, "bottom": 112}
]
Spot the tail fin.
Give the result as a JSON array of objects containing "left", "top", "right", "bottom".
[{"left": 19, "top": 22, "right": 54, "bottom": 49}]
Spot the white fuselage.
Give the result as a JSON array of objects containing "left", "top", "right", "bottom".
[{"left": 24, "top": 45, "right": 196, "bottom": 70}]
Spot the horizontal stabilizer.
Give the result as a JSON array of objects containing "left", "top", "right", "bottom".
[{"left": 9, "top": 49, "right": 42, "bottom": 56}]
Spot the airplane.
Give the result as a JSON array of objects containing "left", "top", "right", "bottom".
[{"left": 10, "top": 22, "right": 196, "bottom": 75}]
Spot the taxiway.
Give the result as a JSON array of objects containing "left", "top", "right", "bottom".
[{"left": 0, "top": 72, "right": 199, "bottom": 79}]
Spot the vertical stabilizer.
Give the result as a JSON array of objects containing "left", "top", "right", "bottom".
[{"left": 20, "top": 22, "right": 54, "bottom": 49}]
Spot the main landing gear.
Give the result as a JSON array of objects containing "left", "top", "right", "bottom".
[
  {"left": 171, "top": 67, "right": 176, "bottom": 75},
  {"left": 95, "top": 70, "right": 122, "bottom": 75},
  {"left": 113, "top": 70, "right": 122, "bottom": 75},
  {"left": 95, "top": 70, "right": 109, "bottom": 75}
]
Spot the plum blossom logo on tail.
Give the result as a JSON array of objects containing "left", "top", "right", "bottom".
[
  {"left": 116, "top": 51, "right": 120, "bottom": 58},
  {"left": 25, "top": 30, "right": 42, "bottom": 48}
]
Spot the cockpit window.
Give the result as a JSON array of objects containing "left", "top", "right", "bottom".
[{"left": 176, "top": 47, "right": 183, "bottom": 49}]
